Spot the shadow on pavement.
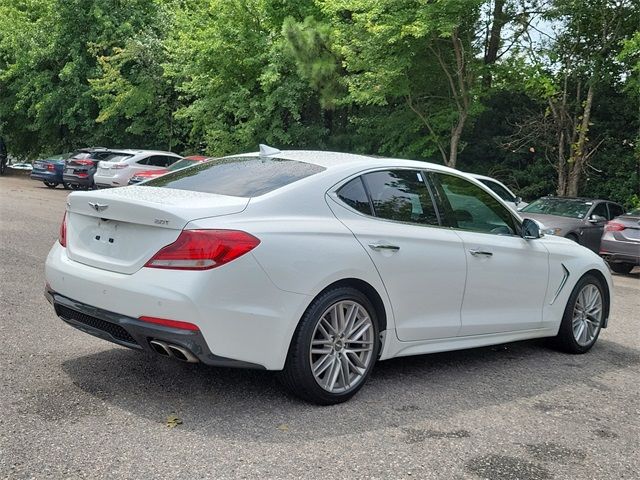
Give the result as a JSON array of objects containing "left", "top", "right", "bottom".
[{"left": 55, "top": 337, "right": 640, "bottom": 443}]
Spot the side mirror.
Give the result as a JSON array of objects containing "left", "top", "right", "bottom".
[
  {"left": 522, "top": 218, "right": 542, "bottom": 239},
  {"left": 515, "top": 196, "right": 522, "bottom": 206},
  {"left": 589, "top": 214, "right": 607, "bottom": 224}
]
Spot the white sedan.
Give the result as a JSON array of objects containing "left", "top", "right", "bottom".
[{"left": 45, "top": 147, "right": 613, "bottom": 404}]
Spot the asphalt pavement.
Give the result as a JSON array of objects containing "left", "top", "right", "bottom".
[{"left": 1, "top": 174, "right": 639, "bottom": 479}]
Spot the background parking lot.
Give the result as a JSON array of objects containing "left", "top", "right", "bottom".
[{"left": 1, "top": 174, "right": 639, "bottom": 480}]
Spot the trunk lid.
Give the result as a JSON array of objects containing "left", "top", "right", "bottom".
[
  {"left": 616, "top": 215, "right": 640, "bottom": 242},
  {"left": 65, "top": 186, "right": 249, "bottom": 274}
]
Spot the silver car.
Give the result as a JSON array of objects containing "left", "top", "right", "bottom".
[
  {"left": 520, "top": 197, "right": 625, "bottom": 253},
  {"left": 599, "top": 207, "right": 640, "bottom": 274}
]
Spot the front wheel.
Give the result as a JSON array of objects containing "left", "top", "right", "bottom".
[
  {"left": 555, "top": 274, "right": 606, "bottom": 354},
  {"left": 609, "top": 262, "right": 634, "bottom": 275},
  {"left": 43, "top": 181, "right": 58, "bottom": 188},
  {"left": 280, "top": 287, "right": 380, "bottom": 405}
]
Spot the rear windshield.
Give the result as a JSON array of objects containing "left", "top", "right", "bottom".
[{"left": 143, "top": 156, "right": 325, "bottom": 197}]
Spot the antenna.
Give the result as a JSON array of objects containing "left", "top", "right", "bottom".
[{"left": 259, "top": 144, "right": 281, "bottom": 157}]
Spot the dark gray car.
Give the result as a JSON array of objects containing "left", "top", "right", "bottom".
[
  {"left": 520, "top": 197, "right": 625, "bottom": 253},
  {"left": 599, "top": 207, "right": 640, "bottom": 274}
]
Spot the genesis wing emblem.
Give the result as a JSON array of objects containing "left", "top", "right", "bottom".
[{"left": 88, "top": 202, "right": 109, "bottom": 212}]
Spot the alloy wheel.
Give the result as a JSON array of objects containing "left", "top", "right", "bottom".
[
  {"left": 309, "top": 300, "right": 375, "bottom": 394},
  {"left": 572, "top": 284, "right": 603, "bottom": 347}
]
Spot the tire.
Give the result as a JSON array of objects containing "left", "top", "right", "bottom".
[
  {"left": 43, "top": 181, "right": 58, "bottom": 188},
  {"left": 555, "top": 274, "right": 606, "bottom": 354},
  {"left": 609, "top": 262, "right": 634, "bottom": 275},
  {"left": 566, "top": 233, "right": 579, "bottom": 243},
  {"left": 279, "top": 287, "right": 380, "bottom": 405},
  {"left": 62, "top": 182, "right": 72, "bottom": 190},
  {"left": 0, "top": 159, "right": 6, "bottom": 176}
]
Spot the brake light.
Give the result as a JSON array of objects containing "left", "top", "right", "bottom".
[
  {"left": 59, "top": 212, "right": 67, "bottom": 247},
  {"left": 604, "top": 221, "right": 625, "bottom": 232},
  {"left": 75, "top": 159, "right": 94, "bottom": 166},
  {"left": 138, "top": 316, "right": 199, "bottom": 331},
  {"left": 144, "top": 230, "right": 260, "bottom": 270},
  {"left": 77, "top": 173, "right": 88, "bottom": 177},
  {"left": 47, "top": 164, "right": 55, "bottom": 171}
]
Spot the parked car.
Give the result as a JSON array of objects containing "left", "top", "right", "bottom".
[
  {"left": 128, "top": 155, "right": 211, "bottom": 185},
  {"left": 599, "top": 207, "right": 640, "bottom": 274},
  {"left": 63, "top": 148, "right": 123, "bottom": 190},
  {"left": 30, "top": 153, "right": 73, "bottom": 188},
  {"left": 468, "top": 173, "right": 528, "bottom": 211},
  {"left": 94, "top": 150, "right": 181, "bottom": 188},
  {"left": 520, "top": 197, "right": 625, "bottom": 253},
  {"left": 45, "top": 147, "right": 613, "bottom": 405}
]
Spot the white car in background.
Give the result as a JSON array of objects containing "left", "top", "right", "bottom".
[
  {"left": 94, "top": 150, "right": 181, "bottom": 188},
  {"left": 45, "top": 147, "right": 612, "bottom": 404},
  {"left": 469, "top": 173, "right": 527, "bottom": 211}
]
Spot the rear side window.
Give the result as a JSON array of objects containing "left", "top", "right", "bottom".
[
  {"left": 608, "top": 203, "right": 624, "bottom": 219},
  {"left": 144, "top": 157, "right": 325, "bottom": 197},
  {"left": 337, "top": 178, "right": 372, "bottom": 215},
  {"left": 362, "top": 170, "right": 439, "bottom": 226}
]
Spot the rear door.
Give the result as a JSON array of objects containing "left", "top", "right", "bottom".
[
  {"left": 328, "top": 169, "right": 467, "bottom": 341},
  {"left": 430, "top": 172, "right": 549, "bottom": 336}
]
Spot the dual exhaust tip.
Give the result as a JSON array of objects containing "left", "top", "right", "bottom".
[{"left": 149, "top": 340, "right": 199, "bottom": 363}]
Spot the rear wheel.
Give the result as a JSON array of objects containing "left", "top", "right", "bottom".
[
  {"left": 62, "top": 182, "right": 72, "bottom": 190},
  {"left": 43, "top": 181, "right": 58, "bottom": 188},
  {"left": 609, "top": 262, "right": 634, "bottom": 274},
  {"left": 280, "top": 287, "right": 379, "bottom": 405},
  {"left": 555, "top": 274, "right": 606, "bottom": 354}
]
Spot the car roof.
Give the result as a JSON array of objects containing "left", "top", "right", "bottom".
[
  {"left": 538, "top": 196, "right": 616, "bottom": 203},
  {"left": 238, "top": 149, "right": 463, "bottom": 176}
]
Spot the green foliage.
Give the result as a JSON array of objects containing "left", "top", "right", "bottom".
[{"left": 0, "top": 0, "right": 637, "bottom": 203}]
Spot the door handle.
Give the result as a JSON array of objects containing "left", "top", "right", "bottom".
[
  {"left": 368, "top": 243, "right": 400, "bottom": 252},
  {"left": 469, "top": 249, "right": 493, "bottom": 257}
]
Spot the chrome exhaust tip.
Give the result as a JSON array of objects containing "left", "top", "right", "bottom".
[
  {"left": 149, "top": 340, "right": 171, "bottom": 357},
  {"left": 167, "top": 344, "right": 199, "bottom": 363}
]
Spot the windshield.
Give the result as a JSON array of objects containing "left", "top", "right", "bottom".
[
  {"left": 143, "top": 156, "right": 325, "bottom": 197},
  {"left": 168, "top": 158, "right": 199, "bottom": 171},
  {"left": 521, "top": 198, "right": 592, "bottom": 218},
  {"left": 478, "top": 179, "right": 516, "bottom": 202}
]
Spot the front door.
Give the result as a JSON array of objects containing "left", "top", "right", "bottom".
[
  {"left": 430, "top": 172, "right": 549, "bottom": 336},
  {"left": 328, "top": 169, "right": 467, "bottom": 341}
]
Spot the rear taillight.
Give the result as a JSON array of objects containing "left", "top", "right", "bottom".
[
  {"left": 604, "top": 221, "right": 625, "bottom": 232},
  {"left": 77, "top": 173, "right": 89, "bottom": 177},
  {"left": 47, "top": 164, "right": 55, "bottom": 171},
  {"left": 75, "top": 159, "right": 94, "bottom": 166},
  {"left": 144, "top": 230, "right": 260, "bottom": 270},
  {"left": 59, "top": 212, "right": 67, "bottom": 247}
]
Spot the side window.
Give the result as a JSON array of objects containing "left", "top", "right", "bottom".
[
  {"left": 136, "top": 157, "right": 150, "bottom": 166},
  {"left": 479, "top": 179, "right": 516, "bottom": 203},
  {"left": 146, "top": 156, "right": 168, "bottom": 167},
  {"left": 432, "top": 172, "right": 517, "bottom": 235},
  {"left": 164, "top": 156, "right": 179, "bottom": 167},
  {"left": 590, "top": 202, "right": 608, "bottom": 220},
  {"left": 607, "top": 203, "right": 624, "bottom": 219},
  {"left": 337, "top": 177, "right": 372, "bottom": 215},
  {"left": 362, "top": 170, "right": 439, "bottom": 226}
]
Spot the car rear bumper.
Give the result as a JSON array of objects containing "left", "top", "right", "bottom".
[
  {"left": 45, "top": 242, "right": 310, "bottom": 370},
  {"left": 94, "top": 172, "right": 128, "bottom": 187},
  {"left": 45, "top": 289, "right": 264, "bottom": 368},
  {"left": 30, "top": 171, "right": 61, "bottom": 182},
  {"left": 63, "top": 174, "right": 94, "bottom": 187},
  {"left": 600, "top": 251, "right": 640, "bottom": 265},
  {"left": 600, "top": 239, "right": 640, "bottom": 265}
]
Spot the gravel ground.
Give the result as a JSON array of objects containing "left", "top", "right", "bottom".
[{"left": 1, "top": 174, "right": 639, "bottom": 480}]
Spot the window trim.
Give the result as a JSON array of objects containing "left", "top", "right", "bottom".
[{"left": 330, "top": 167, "right": 444, "bottom": 229}]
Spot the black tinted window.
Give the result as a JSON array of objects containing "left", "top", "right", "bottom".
[
  {"left": 337, "top": 178, "right": 372, "bottom": 215},
  {"left": 591, "top": 202, "right": 608, "bottom": 220},
  {"left": 144, "top": 157, "right": 325, "bottom": 197},
  {"left": 362, "top": 170, "right": 439, "bottom": 225},
  {"left": 608, "top": 203, "right": 624, "bottom": 219}
]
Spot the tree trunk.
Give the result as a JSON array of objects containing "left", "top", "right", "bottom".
[
  {"left": 567, "top": 83, "right": 594, "bottom": 196},
  {"left": 557, "top": 131, "right": 567, "bottom": 196},
  {"left": 483, "top": 0, "right": 507, "bottom": 88}
]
